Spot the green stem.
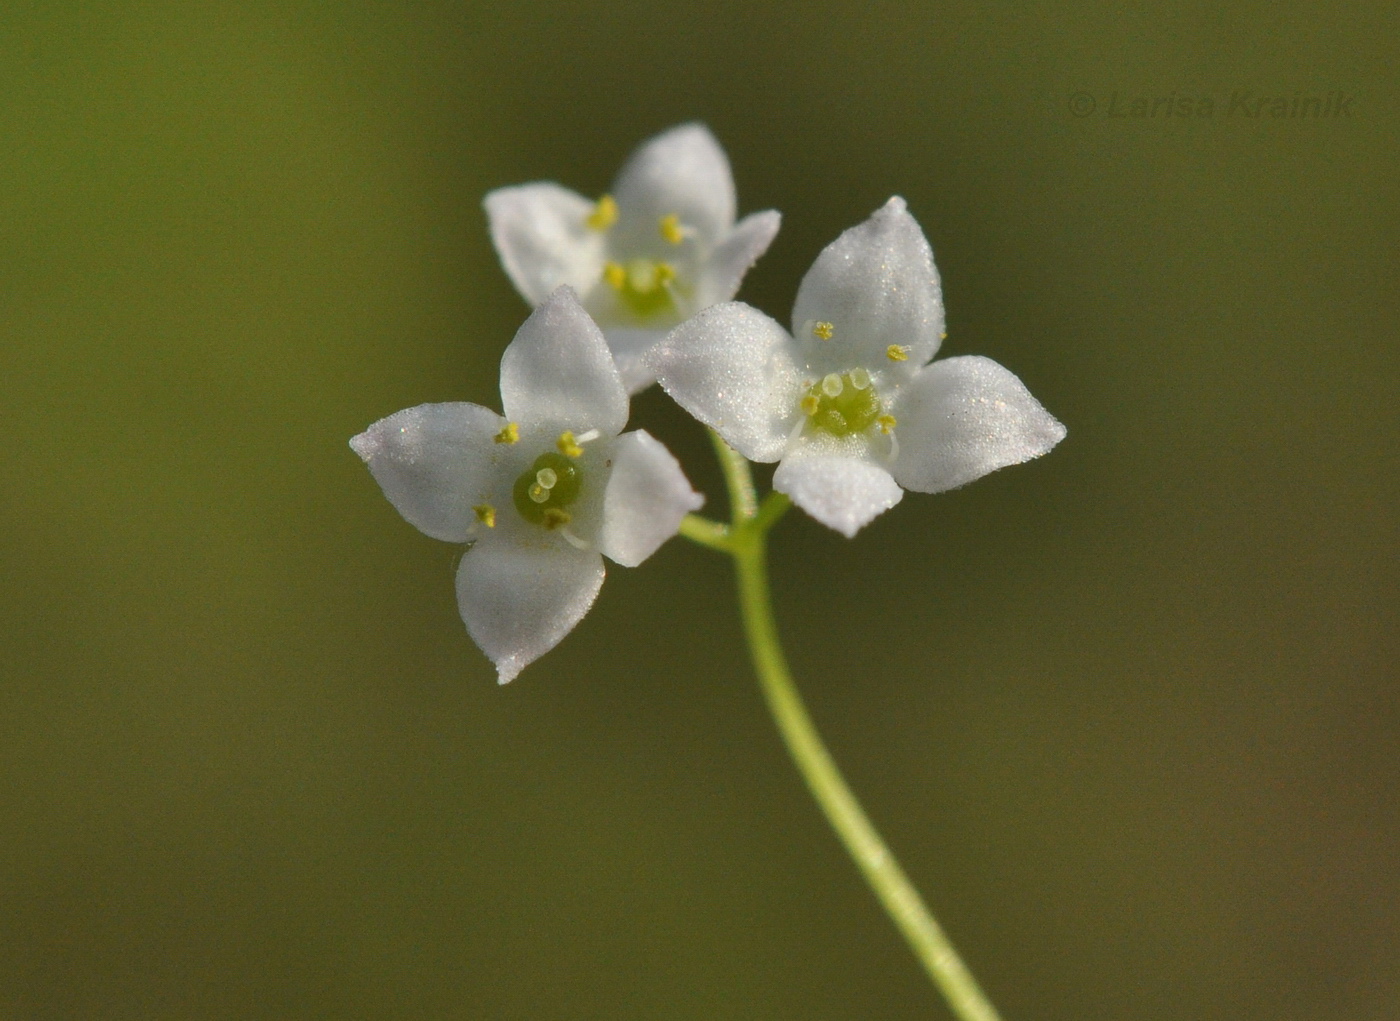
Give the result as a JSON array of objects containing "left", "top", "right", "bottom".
[
  {"left": 709, "top": 427, "right": 758, "bottom": 521},
  {"left": 678, "top": 513, "right": 731, "bottom": 552},
  {"left": 684, "top": 432, "right": 1003, "bottom": 1021}
]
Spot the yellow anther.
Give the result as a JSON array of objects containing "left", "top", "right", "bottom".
[
  {"left": 941, "top": 330, "right": 948, "bottom": 340},
  {"left": 886, "top": 344, "right": 910, "bottom": 362},
  {"left": 542, "top": 507, "right": 572, "bottom": 530},
  {"left": 493, "top": 422, "right": 520, "bottom": 444},
  {"left": 556, "top": 431, "right": 584, "bottom": 458},
  {"left": 535, "top": 467, "right": 558, "bottom": 489},
  {"left": 528, "top": 483, "right": 549, "bottom": 504},
  {"left": 640, "top": 260, "right": 676, "bottom": 288},
  {"left": 877, "top": 414, "right": 898, "bottom": 434},
  {"left": 473, "top": 504, "right": 496, "bottom": 528},
  {"left": 659, "top": 213, "right": 685, "bottom": 245},
  {"left": 812, "top": 321, "right": 834, "bottom": 340},
  {"left": 800, "top": 394, "right": 820, "bottom": 416},
  {"left": 603, "top": 261, "right": 627, "bottom": 290},
  {"left": 586, "top": 194, "right": 618, "bottom": 231},
  {"left": 821, "top": 373, "right": 844, "bottom": 397},
  {"left": 849, "top": 367, "right": 871, "bottom": 390}
]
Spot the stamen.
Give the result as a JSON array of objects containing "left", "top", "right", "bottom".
[
  {"left": 634, "top": 260, "right": 676, "bottom": 288},
  {"left": 559, "top": 527, "right": 592, "bottom": 551},
  {"left": 535, "top": 467, "right": 558, "bottom": 490},
  {"left": 586, "top": 194, "right": 618, "bottom": 231},
  {"left": 821, "top": 373, "right": 844, "bottom": 397},
  {"left": 886, "top": 429, "right": 900, "bottom": 462},
  {"left": 603, "top": 261, "right": 626, "bottom": 290},
  {"left": 528, "top": 483, "right": 550, "bottom": 504},
  {"left": 849, "top": 367, "right": 871, "bottom": 390},
  {"left": 787, "top": 415, "right": 808, "bottom": 446},
  {"left": 800, "top": 394, "right": 820, "bottom": 416},
  {"left": 542, "top": 508, "right": 571, "bottom": 530},
  {"left": 658, "top": 213, "right": 685, "bottom": 245},
  {"left": 886, "top": 344, "right": 910, "bottom": 362},
  {"left": 473, "top": 504, "right": 496, "bottom": 528},
  {"left": 877, "top": 414, "right": 897, "bottom": 434},
  {"left": 940, "top": 330, "right": 948, "bottom": 340},
  {"left": 812, "top": 320, "right": 834, "bottom": 341},
  {"left": 556, "top": 431, "right": 584, "bottom": 458},
  {"left": 493, "top": 422, "right": 520, "bottom": 445},
  {"left": 574, "top": 428, "right": 600, "bottom": 444}
]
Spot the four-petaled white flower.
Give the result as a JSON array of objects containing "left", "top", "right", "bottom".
[
  {"left": 484, "top": 123, "right": 781, "bottom": 394},
  {"left": 647, "top": 197, "right": 1066, "bottom": 538},
  {"left": 350, "top": 287, "right": 703, "bottom": 683}
]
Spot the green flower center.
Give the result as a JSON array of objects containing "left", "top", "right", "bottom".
[
  {"left": 604, "top": 258, "right": 677, "bottom": 319},
  {"left": 512, "top": 452, "right": 582, "bottom": 529},
  {"left": 800, "top": 371, "right": 882, "bottom": 437}
]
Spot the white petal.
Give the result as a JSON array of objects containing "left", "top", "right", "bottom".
[
  {"left": 773, "top": 453, "right": 904, "bottom": 538},
  {"left": 499, "top": 286, "right": 628, "bottom": 437},
  {"left": 612, "top": 123, "right": 736, "bottom": 248},
  {"left": 598, "top": 430, "right": 704, "bottom": 567},
  {"left": 889, "top": 355, "right": 1066, "bottom": 494},
  {"left": 456, "top": 538, "right": 606, "bottom": 684},
  {"left": 350, "top": 402, "right": 506, "bottom": 543},
  {"left": 790, "top": 196, "right": 945, "bottom": 376},
  {"left": 648, "top": 302, "right": 803, "bottom": 463},
  {"left": 602, "top": 326, "right": 668, "bottom": 395},
  {"left": 695, "top": 210, "right": 782, "bottom": 308},
  {"left": 483, "top": 184, "right": 606, "bottom": 305}
]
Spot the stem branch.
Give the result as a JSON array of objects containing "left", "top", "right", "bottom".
[
  {"left": 688, "top": 430, "right": 1003, "bottom": 1021},
  {"left": 709, "top": 429, "right": 758, "bottom": 521},
  {"left": 678, "top": 514, "right": 731, "bottom": 552}
]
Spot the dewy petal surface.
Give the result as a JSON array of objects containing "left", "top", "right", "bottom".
[
  {"left": 773, "top": 453, "right": 904, "bottom": 538},
  {"left": 456, "top": 539, "right": 606, "bottom": 684},
  {"left": 890, "top": 355, "right": 1066, "bottom": 494},
  {"left": 611, "top": 123, "right": 736, "bottom": 248},
  {"left": 648, "top": 302, "right": 802, "bottom": 463},
  {"left": 500, "top": 286, "right": 628, "bottom": 437},
  {"left": 694, "top": 209, "right": 782, "bottom": 308},
  {"left": 350, "top": 402, "right": 506, "bottom": 543},
  {"left": 598, "top": 430, "right": 704, "bottom": 568},
  {"left": 483, "top": 184, "right": 604, "bottom": 305},
  {"left": 790, "top": 196, "right": 945, "bottom": 376}
]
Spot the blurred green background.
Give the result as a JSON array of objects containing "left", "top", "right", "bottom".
[{"left": 3, "top": 3, "right": 1396, "bottom": 1018}]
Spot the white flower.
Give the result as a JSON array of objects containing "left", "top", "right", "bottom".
[
  {"left": 350, "top": 287, "right": 703, "bottom": 683},
  {"left": 647, "top": 197, "right": 1066, "bottom": 538},
  {"left": 484, "top": 123, "right": 780, "bottom": 394}
]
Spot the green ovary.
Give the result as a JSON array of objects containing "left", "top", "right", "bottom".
[
  {"left": 605, "top": 259, "right": 677, "bottom": 319},
  {"left": 512, "top": 452, "right": 582, "bottom": 528},
  {"left": 802, "top": 372, "right": 882, "bottom": 437}
]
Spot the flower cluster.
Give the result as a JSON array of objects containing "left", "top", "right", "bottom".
[{"left": 353, "top": 124, "right": 1065, "bottom": 681}]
